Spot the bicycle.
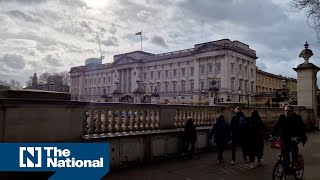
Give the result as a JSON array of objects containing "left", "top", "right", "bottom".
[{"left": 269, "top": 137, "right": 304, "bottom": 180}]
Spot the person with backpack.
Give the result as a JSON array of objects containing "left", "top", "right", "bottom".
[
  {"left": 230, "top": 107, "right": 248, "bottom": 164},
  {"left": 246, "top": 110, "right": 265, "bottom": 169},
  {"left": 209, "top": 114, "right": 231, "bottom": 163}
]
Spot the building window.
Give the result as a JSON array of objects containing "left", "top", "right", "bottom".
[
  {"left": 208, "top": 64, "right": 212, "bottom": 73},
  {"left": 191, "top": 67, "right": 194, "bottom": 76},
  {"left": 217, "top": 79, "right": 221, "bottom": 89},
  {"left": 251, "top": 68, "right": 253, "bottom": 77},
  {"left": 231, "top": 79, "right": 234, "bottom": 90},
  {"left": 165, "top": 70, "right": 169, "bottom": 78},
  {"left": 108, "top": 76, "right": 111, "bottom": 83},
  {"left": 245, "top": 81, "right": 248, "bottom": 92},
  {"left": 165, "top": 84, "right": 168, "bottom": 93},
  {"left": 103, "top": 77, "right": 106, "bottom": 84},
  {"left": 181, "top": 68, "right": 185, "bottom": 76},
  {"left": 231, "top": 63, "right": 234, "bottom": 74},
  {"left": 157, "top": 83, "right": 161, "bottom": 92},
  {"left": 173, "top": 83, "right": 176, "bottom": 93},
  {"left": 181, "top": 81, "right": 186, "bottom": 92},
  {"left": 239, "top": 65, "right": 242, "bottom": 75},
  {"left": 216, "top": 63, "right": 221, "bottom": 74},
  {"left": 239, "top": 79, "right": 242, "bottom": 89},
  {"left": 144, "top": 73, "right": 147, "bottom": 80},
  {"left": 245, "top": 67, "right": 247, "bottom": 77},
  {"left": 201, "top": 65, "right": 205, "bottom": 74},
  {"left": 144, "top": 85, "right": 147, "bottom": 93},
  {"left": 191, "top": 82, "right": 194, "bottom": 91},
  {"left": 151, "top": 72, "right": 153, "bottom": 79},
  {"left": 158, "top": 71, "right": 161, "bottom": 78},
  {"left": 150, "top": 85, "right": 153, "bottom": 92},
  {"left": 173, "top": 69, "right": 177, "bottom": 77},
  {"left": 200, "top": 80, "right": 204, "bottom": 90}
]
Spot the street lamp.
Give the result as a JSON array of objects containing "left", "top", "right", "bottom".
[
  {"left": 246, "top": 92, "right": 251, "bottom": 107},
  {"left": 208, "top": 77, "right": 219, "bottom": 104},
  {"left": 238, "top": 87, "right": 242, "bottom": 102}
]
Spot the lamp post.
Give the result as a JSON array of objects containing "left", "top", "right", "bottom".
[
  {"left": 238, "top": 87, "right": 241, "bottom": 102},
  {"left": 208, "top": 77, "right": 219, "bottom": 105},
  {"left": 247, "top": 92, "right": 251, "bottom": 107}
]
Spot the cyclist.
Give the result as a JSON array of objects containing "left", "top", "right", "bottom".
[{"left": 272, "top": 105, "right": 307, "bottom": 168}]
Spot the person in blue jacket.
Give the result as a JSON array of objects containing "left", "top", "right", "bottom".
[{"left": 209, "top": 114, "right": 231, "bottom": 163}]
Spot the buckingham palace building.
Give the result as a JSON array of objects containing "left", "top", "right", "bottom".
[{"left": 69, "top": 39, "right": 258, "bottom": 105}]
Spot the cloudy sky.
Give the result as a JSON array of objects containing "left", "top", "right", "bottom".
[{"left": 0, "top": 0, "right": 319, "bottom": 86}]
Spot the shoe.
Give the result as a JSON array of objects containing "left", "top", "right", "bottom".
[
  {"left": 258, "top": 159, "right": 264, "bottom": 166},
  {"left": 230, "top": 160, "right": 235, "bottom": 165},
  {"left": 250, "top": 162, "right": 255, "bottom": 169}
]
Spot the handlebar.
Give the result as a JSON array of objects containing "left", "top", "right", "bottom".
[{"left": 268, "top": 136, "right": 301, "bottom": 143}]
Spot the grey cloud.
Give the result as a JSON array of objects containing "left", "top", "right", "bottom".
[
  {"left": 178, "top": 0, "right": 288, "bottom": 28},
  {"left": 256, "top": 61, "right": 267, "bottom": 70},
  {"left": 79, "top": 21, "right": 94, "bottom": 33},
  {"left": 101, "top": 37, "right": 119, "bottom": 47},
  {"left": 43, "top": 54, "right": 63, "bottom": 67},
  {"left": 7, "top": 10, "right": 43, "bottom": 23},
  {"left": 110, "top": 23, "right": 117, "bottom": 35},
  {"left": 0, "top": 0, "right": 48, "bottom": 4},
  {"left": 0, "top": 53, "right": 26, "bottom": 69},
  {"left": 151, "top": 35, "right": 168, "bottom": 47},
  {"left": 137, "top": 10, "right": 151, "bottom": 20}
]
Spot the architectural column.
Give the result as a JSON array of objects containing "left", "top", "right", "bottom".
[
  {"left": 293, "top": 42, "right": 319, "bottom": 117},
  {"left": 193, "top": 59, "right": 200, "bottom": 104}
]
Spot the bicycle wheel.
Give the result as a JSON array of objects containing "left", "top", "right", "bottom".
[
  {"left": 272, "top": 161, "right": 287, "bottom": 180},
  {"left": 294, "top": 158, "right": 304, "bottom": 180}
]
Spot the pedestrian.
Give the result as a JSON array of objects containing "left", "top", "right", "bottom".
[
  {"left": 183, "top": 117, "right": 197, "bottom": 159},
  {"left": 247, "top": 110, "right": 265, "bottom": 169},
  {"left": 209, "top": 114, "right": 231, "bottom": 163},
  {"left": 230, "top": 107, "right": 248, "bottom": 164}
]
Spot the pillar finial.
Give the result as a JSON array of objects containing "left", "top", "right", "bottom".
[{"left": 299, "top": 41, "right": 313, "bottom": 63}]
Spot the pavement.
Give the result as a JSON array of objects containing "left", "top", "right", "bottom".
[{"left": 104, "top": 131, "right": 320, "bottom": 180}]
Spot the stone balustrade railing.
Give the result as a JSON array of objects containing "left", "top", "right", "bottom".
[
  {"left": 0, "top": 98, "right": 316, "bottom": 143},
  {"left": 83, "top": 103, "right": 224, "bottom": 135}
]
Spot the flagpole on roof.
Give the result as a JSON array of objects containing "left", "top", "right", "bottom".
[
  {"left": 135, "top": 31, "right": 142, "bottom": 51},
  {"left": 141, "top": 31, "right": 142, "bottom": 51}
]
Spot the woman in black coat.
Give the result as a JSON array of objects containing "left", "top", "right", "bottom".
[
  {"left": 209, "top": 114, "right": 231, "bottom": 163},
  {"left": 247, "top": 110, "right": 265, "bottom": 168},
  {"left": 184, "top": 118, "right": 197, "bottom": 157}
]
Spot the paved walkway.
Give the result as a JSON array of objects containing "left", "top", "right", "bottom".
[{"left": 104, "top": 131, "right": 320, "bottom": 180}]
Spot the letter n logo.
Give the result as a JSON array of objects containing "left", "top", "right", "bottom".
[{"left": 19, "top": 147, "right": 42, "bottom": 167}]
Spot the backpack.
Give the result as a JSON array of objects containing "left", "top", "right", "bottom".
[{"left": 238, "top": 115, "right": 247, "bottom": 128}]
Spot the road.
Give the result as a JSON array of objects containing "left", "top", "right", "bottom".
[{"left": 104, "top": 131, "right": 320, "bottom": 180}]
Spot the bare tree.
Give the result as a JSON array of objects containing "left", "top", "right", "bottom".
[
  {"left": 9, "top": 80, "right": 23, "bottom": 90},
  {"left": 0, "top": 79, "right": 23, "bottom": 90},
  {"left": 291, "top": 0, "right": 320, "bottom": 39}
]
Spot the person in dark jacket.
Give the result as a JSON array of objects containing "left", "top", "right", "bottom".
[
  {"left": 184, "top": 117, "right": 197, "bottom": 158},
  {"left": 272, "top": 105, "right": 307, "bottom": 167},
  {"left": 247, "top": 110, "right": 265, "bottom": 169},
  {"left": 209, "top": 114, "right": 231, "bottom": 163},
  {"left": 230, "top": 107, "right": 248, "bottom": 164}
]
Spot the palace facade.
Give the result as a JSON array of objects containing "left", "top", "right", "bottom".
[
  {"left": 255, "top": 68, "right": 297, "bottom": 106},
  {"left": 70, "top": 39, "right": 258, "bottom": 104}
]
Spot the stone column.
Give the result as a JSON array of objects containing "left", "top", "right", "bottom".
[
  {"left": 293, "top": 42, "right": 320, "bottom": 117},
  {"left": 193, "top": 58, "right": 200, "bottom": 104}
]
